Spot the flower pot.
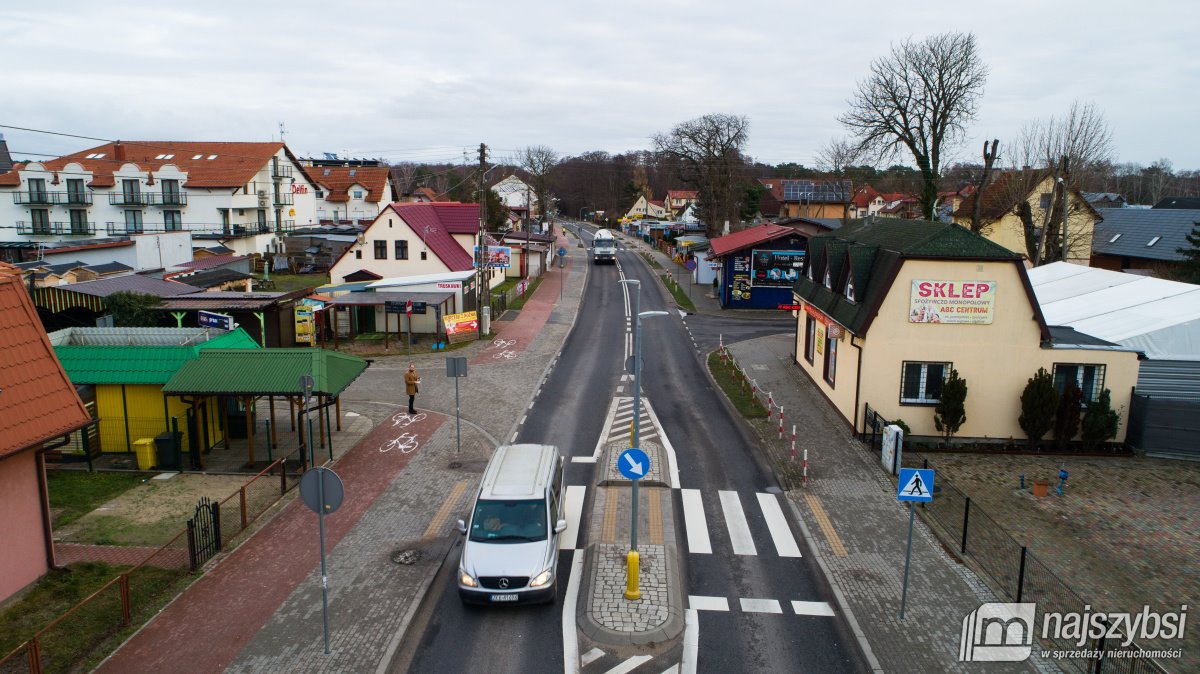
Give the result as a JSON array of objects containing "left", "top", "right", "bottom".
[{"left": 1032, "top": 480, "right": 1049, "bottom": 497}]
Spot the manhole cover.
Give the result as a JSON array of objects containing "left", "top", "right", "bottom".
[
  {"left": 448, "top": 461, "right": 462, "bottom": 469},
  {"left": 391, "top": 549, "right": 422, "bottom": 565}
]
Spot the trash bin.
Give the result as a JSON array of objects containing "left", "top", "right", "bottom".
[
  {"left": 133, "top": 438, "right": 156, "bottom": 470},
  {"left": 155, "top": 432, "right": 181, "bottom": 471}
]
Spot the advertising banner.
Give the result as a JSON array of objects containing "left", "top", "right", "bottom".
[
  {"left": 909, "top": 280, "right": 997, "bottom": 324},
  {"left": 751, "top": 249, "right": 806, "bottom": 287},
  {"left": 730, "top": 255, "right": 752, "bottom": 301},
  {"left": 474, "top": 246, "right": 512, "bottom": 269},
  {"left": 443, "top": 311, "right": 479, "bottom": 343},
  {"left": 295, "top": 305, "right": 314, "bottom": 344}
]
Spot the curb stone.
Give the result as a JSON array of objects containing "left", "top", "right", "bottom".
[{"left": 577, "top": 542, "right": 684, "bottom": 647}]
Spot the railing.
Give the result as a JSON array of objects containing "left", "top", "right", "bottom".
[
  {"left": 105, "top": 222, "right": 146, "bottom": 235},
  {"left": 145, "top": 192, "right": 188, "bottom": 206},
  {"left": 108, "top": 193, "right": 152, "bottom": 206},
  {"left": 0, "top": 444, "right": 306, "bottom": 674},
  {"left": 273, "top": 192, "right": 294, "bottom": 206},
  {"left": 272, "top": 165, "right": 293, "bottom": 179},
  {"left": 275, "top": 219, "right": 297, "bottom": 232},
  {"left": 12, "top": 191, "right": 62, "bottom": 205},
  {"left": 17, "top": 221, "right": 96, "bottom": 236}
]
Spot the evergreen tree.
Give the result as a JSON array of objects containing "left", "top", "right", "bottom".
[
  {"left": 934, "top": 369, "right": 968, "bottom": 442},
  {"left": 1019, "top": 368, "right": 1058, "bottom": 451},
  {"left": 1174, "top": 220, "right": 1200, "bottom": 284},
  {"left": 1053, "top": 380, "right": 1083, "bottom": 451},
  {"left": 1081, "top": 389, "right": 1121, "bottom": 451}
]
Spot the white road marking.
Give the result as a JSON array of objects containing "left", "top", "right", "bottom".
[
  {"left": 756, "top": 493, "right": 802, "bottom": 558},
  {"left": 718, "top": 491, "right": 757, "bottom": 556},
  {"left": 571, "top": 456, "right": 597, "bottom": 463},
  {"left": 589, "top": 397, "right": 623, "bottom": 461},
  {"left": 677, "top": 309, "right": 687, "bottom": 318},
  {"left": 603, "top": 655, "right": 651, "bottom": 674},
  {"left": 680, "top": 489, "right": 712, "bottom": 554},
  {"left": 739, "top": 598, "right": 783, "bottom": 614},
  {"left": 562, "top": 554, "right": 584, "bottom": 674},
  {"left": 642, "top": 400, "right": 680, "bottom": 488},
  {"left": 581, "top": 648, "right": 606, "bottom": 666},
  {"left": 344, "top": 411, "right": 361, "bottom": 417},
  {"left": 511, "top": 432, "right": 518, "bottom": 442},
  {"left": 791, "top": 601, "right": 836, "bottom": 616},
  {"left": 520, "top": 414, "right": 527, "bottom": 425},
  {"left": 681, "top": 608, "right": 699, "bottom": 674},
  {"left": 688, "top": 595, "right": 729, "bottom": 611},
  {"left": 660, "top": 666, "right": 679, "bottom": 674},
  {"left": 560, "top": 486, "right": 585, "bottom": 550}
]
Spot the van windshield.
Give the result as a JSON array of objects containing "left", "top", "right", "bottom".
[{"left": 469, "top": 499, "right": 548, "bottom": 543}]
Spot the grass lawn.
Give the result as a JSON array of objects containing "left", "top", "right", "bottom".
[
  {"left": 707, "top": 351, "right": 769, "bottom": 418},
  {"left": 641, "top": 252, "right": 663, "bottom": 270},
  {"left": 493, "top": 277, "right": 520, "bottom": 294},
  {"left": 660, "top": 274, "right": 697, "bottom": 313},
  {"left": 253, "top": 272, "right": 328, "bottom": 293},
  {"left": 47, "top": 471, "right": 146, "bottom": 528},
  {"left": 508, "top": 277, "right": 543, "bottom": 311},
  {"left": 0, "top": 562, "right": 191, "bottom": 673}
]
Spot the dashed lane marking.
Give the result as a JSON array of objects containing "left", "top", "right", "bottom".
[
  {"left": 791, "top": 601, "right": 836, "bottom": 616},
  {"left": 688, "top": 595, "right": 729, "bottom": 611},
  {"left": 803, "top": 493, "right": 849, "bottom": 557},
  {"left": 739, "top": 598, "right": 783, "bottom": 614},
  {"left": 422, "top": 480, "right": 468, "bottom": 538}
]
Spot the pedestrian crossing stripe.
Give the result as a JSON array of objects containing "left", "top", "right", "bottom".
[
  {"left": 680, "top": 490, "right": 801, "bottom": 558},
  {"left": 896, "top": 468, "right": 934, "bottom": 503}
]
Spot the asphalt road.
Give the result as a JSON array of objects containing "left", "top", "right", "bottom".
[{"left": 394, "top": 222, "right": 866, "bottom": 673}]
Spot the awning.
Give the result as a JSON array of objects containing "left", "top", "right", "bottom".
[{"left": 163, "top": 348, "right": 369, "bottom": 397}]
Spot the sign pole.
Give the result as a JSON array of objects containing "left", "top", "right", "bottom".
[
  {"left": 900, "top": 501, "right": 915, "bottom": 620},
  {"left": 299, "top": 467, "right": 344, "bottom": 657},
  {"left": 455, "top": 373, "right": 461, "bottom": 453},
  {"left": 317, "top": 467, "right": 331, "bottom": 654},
  {"left": 627, "top": 281, "right": 642, "bottom": 601}
]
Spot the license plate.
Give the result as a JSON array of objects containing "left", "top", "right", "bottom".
[{"left": 490, "top": 594, "right": 518, "bottom": 602}]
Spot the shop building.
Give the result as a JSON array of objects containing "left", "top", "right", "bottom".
[
  {"left": 710, "top": 220, "right": 833, "bottom": 309},
  {"left": 791, "top": 218, "right": 1140, "bottom": 442}
]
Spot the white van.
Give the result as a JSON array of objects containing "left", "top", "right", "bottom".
[{"left": 456, "top": 444, "right": 566, "bottom": 604}]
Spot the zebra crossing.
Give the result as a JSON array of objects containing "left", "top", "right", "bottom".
[
  {"left": 607, "top": 393, "right": 658, "bottom": 443},
  {"left": 679, "top": 489, "right": 802, "bottom": 558}
]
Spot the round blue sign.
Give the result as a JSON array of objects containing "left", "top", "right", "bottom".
[
  {"left": 618, "top": 448, "right": 650, "bottom": 481},
  {"left": 558, "top": 247, "right": 567, "bottom": 257}
]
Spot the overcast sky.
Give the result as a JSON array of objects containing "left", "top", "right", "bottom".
[{"left": 3, "top": 0, "right": 1197, "bottom": 170}]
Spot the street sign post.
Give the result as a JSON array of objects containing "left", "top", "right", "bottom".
[
  {"left": 618, "top": 446, "right": 649, "bottom": 601},
  {"left": 299, "top": 466, "right": 344, "bottom": 655},
  {"left": 446, "top": 357, "right": 468, "bottom": 453},
  {"left": 897, "top": 468, "right": 934, "bottom": 619}
]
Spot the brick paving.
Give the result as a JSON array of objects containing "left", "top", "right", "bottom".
[
  {"left": 921, "top": 452, "right": 1199, "bottom": 671},
  {"left": 589, "top": 543, "right": 669, "bottom": 631}
]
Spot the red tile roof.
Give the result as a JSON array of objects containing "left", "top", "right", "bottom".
[
  {"left": 0, "top": 264, "right": 92, "bottom": 458},
  {"left": 649, "top": 199, "right": 665, "bottom": 208},
  {"left": 387, "top": 202, "right": 481, "bottom": 271},
  {"left": 709, "top": 223, "right": 795, "bottom": 258},
  {"left": 0, "top": 141, "right": 296, "bottom": 189},
  {"left": 851, "top": 186, "right": 881, "bottom": 208},
  {"left": 309, "top": 166, "right": 392, "bottom": 204},
  {"left": 414, "top": 187, "right": 438, "bottom": 201},
  {"left": 667, "top": 190, "right": 698, "bottom": 200}
]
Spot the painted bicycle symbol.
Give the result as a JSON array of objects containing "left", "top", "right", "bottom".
[
  {"left": 390, "top": 412, "right": 427, "bottom": 427},
  {"left": 492, "top": 350, "right": 518, "bottom": 360},
  {"left": 491, "top": 338, "right": 516, "bottom": 349},
  {"left": 381, "top": 432, "right": 420, "bottom": 454}
]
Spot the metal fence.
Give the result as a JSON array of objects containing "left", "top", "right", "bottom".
[{"left": 0, "top": 446, "right": 304, "bottom": 674}]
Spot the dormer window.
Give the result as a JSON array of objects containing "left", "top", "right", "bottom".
[
  {"left": 807, "top": 261, "right": 814, "bottom": 280},
  {"left": 207, "top": 155, "right": 218, "bottom": 160},
  {"left": 844, "top": 276, "right": 856, "bottom": 302},
  {"left": 1147, "top": 236, "right": 1161, "bottom": 247},
  {"left": 193, "top": 154, "right": 204, "bottom": 159},
  {"left": 823, "top": 266, "right": 832, "bottom": 289}
]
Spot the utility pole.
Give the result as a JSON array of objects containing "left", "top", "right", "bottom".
[{"left": 477, "top": 143, "right": 490, "bottom": 319}]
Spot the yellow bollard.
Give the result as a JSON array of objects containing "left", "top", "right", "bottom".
[
  {"left": 629, "top": 420, "right": 634, "bottom": 440},
  {"left": 625, "top": 550, "right": 641, "bottom": 600}
]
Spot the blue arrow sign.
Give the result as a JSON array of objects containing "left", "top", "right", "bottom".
[
  {"left": 557, "top": 247, "right": 567, "bottom": 257},
  {"left": 618, "top": 448, "right": 650, "bottom": 481},
  {"left": 897, "top": 468, "right": 934, "bottom": 503}
]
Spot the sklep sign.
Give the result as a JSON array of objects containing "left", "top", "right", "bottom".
[{"left": 909, "top": 280, "right": 997, "bottom": 324}]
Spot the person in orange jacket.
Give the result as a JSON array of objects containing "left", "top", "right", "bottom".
[{"left": 405, "top": 363, "right": 421, "bottom": 414}]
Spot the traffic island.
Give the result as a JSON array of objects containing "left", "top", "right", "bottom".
[{"left": 577, "top": 441, "right": 684, "bottom": 648}]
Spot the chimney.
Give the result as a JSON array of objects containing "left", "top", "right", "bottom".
[{"left": 113, "top": 142, "right": 126, "bottom": 161}]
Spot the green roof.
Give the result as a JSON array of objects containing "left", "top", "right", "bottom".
[
  {"left": 794, "top": 218, "right": 1024, "bottom": 336},
  {"left": 162, "top": 349, "right": 369, "bottom": 397},
  {"left": 54, "top": 328, "right": 260, "bottom": 385}
]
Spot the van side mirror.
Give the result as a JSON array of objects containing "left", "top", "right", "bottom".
[
  {"left": 456, "top": 519, "right": 467, "bottom": 535},
  {"left": 554, "top": 519, "right": 568, "bottom": 534}
]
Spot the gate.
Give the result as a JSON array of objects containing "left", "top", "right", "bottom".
[
  {"left": 1128, "top": 393, "right": 1200, "bottom": 460},
  {"left": 860, "top": 403, "right": 887, "bottom": 453},
  {"left": 187, "top": 496, "right": 222, "bottom": 571}
]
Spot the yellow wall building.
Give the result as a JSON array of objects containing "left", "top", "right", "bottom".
[{"left": 791, "top": 218, "right": 1139, "bottom": 442}]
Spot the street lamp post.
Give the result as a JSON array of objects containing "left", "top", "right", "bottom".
[{"left": 617, "top": 279, "right": 668, "bottom": 601}]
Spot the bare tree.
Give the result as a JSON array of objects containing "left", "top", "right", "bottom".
[
  {"left": 653, "top": 113, "right": 750, "bottom": 237},
  {"left": 389, "top": 163, "right": 417, "bottom": 197},
  {"left": 969, "top": 139, "right": 999, "bottom": 233},
  {"left": 513, "top": 145, "right": 559, "bottom": 221},
  {"left": 1014, "top": 101, "right": 1114, "bottom": 184},
  {"left": 839, "top": 32, "right": 987, "bottom": 220},
  {"left": 815, "top": 137, "right": 864, "bottom": 177}
]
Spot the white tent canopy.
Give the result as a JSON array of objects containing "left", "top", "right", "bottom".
[{"left": 1028, "top": 262, "right": 1200, "bottom": 361}]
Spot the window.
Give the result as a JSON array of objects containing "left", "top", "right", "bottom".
[
  {"left": 823, "top": 332, "right": 837, "bottom": 386},
  {"left": 420, "top": 251, "right": 427, "bottom": 261},
  {"left": 1039, "top": 193, "right": 1052, "bottom": 209},
  {"left": 161, "top": 179, "right": 181, "bottom": 204},
  {"left": 1053, "top": 363, "right": 1106, "bottom": 404},
  {"left": 844, "top": 276, "right": 856, "bottom": 302},
  {"left": 374, "top": 240, "right": 387, "bottom": 259},
  {"left": 352, "top": 190, "right": 364, "bottom": 199},
  {"left": 1108, "top": 233, "right": 1122, "bottom": 244},
  {"left": 122, "top": 178, "right": 141, "bottom": 203},
  {"left": 395, "top": 240, "right": 409, "bottom": 260},
  {"left": 69, "top": 209, "right": 89, "bottom": 234},
  {"left": 164, "top": 210, "right": 182, "bottom": 231},
  {"left": 349, "top": 169, "right": 357, "bottom": 177},
  {"left": 27, "top": 178, "right": 46, "bottom": 201},
  {"left": 1147, "top": 236, "right": 1161, "bottom": 247},
  {"left": 823, "top": 265, "right": 831, "bottom": 289},
  {"left": 900, "top": 362, "right": 949, "bottom": 405},
  {"left": 31, "top": 209, "right": 50, "bottom": 234},
  {"left": 804, "top": 314, "right": 816, "bottom": 364},
  {"left": 355, "top": 250, "right": 362, "bottom": 260},
  {"left": 66, "top": 178, "right": 87, "bottom": 204},
  {"left": 192, "top": 154, "right": 204, "bottom": 160},
  {"left": 125, "top": 209, "right": 143, "bottom": 233}
]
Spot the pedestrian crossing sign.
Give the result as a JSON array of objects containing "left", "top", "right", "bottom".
[{"left": 896, "top": 468, "right": 934, "bottom": 503}]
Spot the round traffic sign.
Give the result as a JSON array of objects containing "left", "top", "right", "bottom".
[
  {"left": 558, "top": 247, "right": 567, "bottom": 257},
  {"left": 300, "top": 467, "right": 345, "bottom": 514},
  {"left": 618, "top": 448, "right": 650, "bottom": 481}
]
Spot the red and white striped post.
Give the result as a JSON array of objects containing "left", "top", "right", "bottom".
[
  {"left": 790, "top": 424, "right": 797, "bottom": 461},
  {"left": 778, "top": 406, "right": 784, "bottom": 439},
  {"left": 802, "top": 448, "right": 808, "bottom": 485}
]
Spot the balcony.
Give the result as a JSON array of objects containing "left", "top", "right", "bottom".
[
  {"left": 275, "top": 219, "right": 297, "bottom": 232},
  {"left": 13, "top": 191, "right": 63, "bottom": 205},
  {"left": 272, "top": 165, "right": 293, "bottom": 179},
  {"left": 106, "top": 221, "right": 150, "bottom": 235},
  {"left": 109, "top": 193, "right": 152, "bottom": 206},
  {"left": 146, "top": 192, "right": 188, "bottom": 206},
  {"left": 274, "top": 192, "right": 294, "bottom": 206},
  {"left": 17, "top": 221, "right": 96, "bottom": 235}
]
